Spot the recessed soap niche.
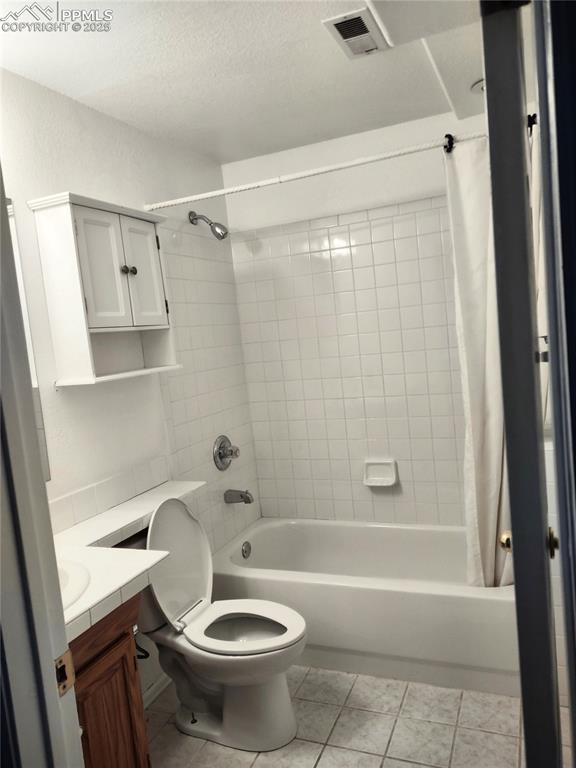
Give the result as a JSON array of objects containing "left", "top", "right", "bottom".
[{"left": 363, "top": 459, "right": 398, "bottom": 488}]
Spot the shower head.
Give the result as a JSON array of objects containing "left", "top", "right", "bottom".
[{"left": 188, "top": 211, "right": 229, "bottom": 240}]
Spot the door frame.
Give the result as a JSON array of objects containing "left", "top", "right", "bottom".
[
  {"left": 534, "top": 0, "right": 576, "bottom": 752},
  {"left": 480, "top": 2, "right": 562, "bottom": 765},
  {"left": 1, "top": 174, "right": 84, "bottom": 766}
]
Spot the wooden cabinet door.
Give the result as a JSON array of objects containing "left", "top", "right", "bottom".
[
  {"left": 74, "top": 206, "right": 133, "bottom": 328},
  {"left": 75, "top": 633, "right": 149, "bottom": 768},
  {"left": 120, "top": 216, "right": 168, "bottom": 327}
]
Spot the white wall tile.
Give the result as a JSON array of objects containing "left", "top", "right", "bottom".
[{"left": 232, "top": 198, "right": 463, "bottom": 525}]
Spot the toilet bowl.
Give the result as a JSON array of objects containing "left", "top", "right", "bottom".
[{"left": 140, "top": 498, "right": 306, "bottom": 752}]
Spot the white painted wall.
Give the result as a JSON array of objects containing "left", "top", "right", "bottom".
[
  {"left": 0, "top": 70, "right": 227, "bottom": 500},
  {"left": 222, "top": 112, "right": 486, "bottom": 232}
]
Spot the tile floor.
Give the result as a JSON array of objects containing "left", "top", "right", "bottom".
[{"left": 146, "top": 666, "right": 573, "bottom": 768}]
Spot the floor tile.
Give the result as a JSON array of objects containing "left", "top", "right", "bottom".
[
  {"left": 148, "top": 683, "right": 180, "bottom": 714},
  {"left": 346, "top": 675, "right": 407, "bottom": 715},
  {"left": 328, "top": 707, "right": 395, "bottom": 755},
  {"left": 451, "top": 727, "right": 518, "bottom": 768},
  {"left": 459, "top": 691, "right": 520, "bottom": 736},
  {"left": 400, "top": 682, "right": 461, "bottom": 724},
  {"left": 191, "top": 741, "right": 257, "bottom": 767},
  {"left": 253, "top": 739, "right": 323, "bottom": 767},
  {"left": 146, "top": 709, "right": 171, "bottom": 742},
  {"left": 294, "top": 699, "right": 341, "bottom": 743},
  {"left": 317, "top": 745, "right": 382, "bottom": 767},
  {"left": 297, "top": 668, "right": 357, "bottom": 705},
  {"left": 387, "top": 718, "right": 454, "bottom": 768},
  {"left": 383, "top": 760, "right": 435, "bottom": 768},
  {"left": 148, "top": 723, "right": 205, "bottom": 768},
  {"left": 288, "top": 665, "right": 310, "bottom": 696}
]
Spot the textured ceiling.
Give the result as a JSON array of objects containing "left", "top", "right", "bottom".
[{"left": 0, "top": 0, "right": 489, "bottom": 162}]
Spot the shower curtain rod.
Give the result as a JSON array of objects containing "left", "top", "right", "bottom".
[{"left": 144, "top": 131, "right": 486, "bottom": 212}]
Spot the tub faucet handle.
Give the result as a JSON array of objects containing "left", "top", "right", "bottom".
[{"left": 213, "top": 435, "right": 240, "bottom": 471}]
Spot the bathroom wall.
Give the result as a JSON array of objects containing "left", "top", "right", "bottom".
[
  {"left": 222, "top": 112, "right": 487, "bottom": 232},
  {"left": 1, "top": 70, "right": 258, "bottom": 545},
  {"left": 232, "top": 194, "right": 465, "bottom": 524},
  {"left": 157, "top": 218, "right": 259, "bottom": 551}
]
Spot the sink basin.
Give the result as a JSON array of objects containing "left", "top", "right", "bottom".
[{"left": 58, "top": 559, "right": 90, "bottom": 610}]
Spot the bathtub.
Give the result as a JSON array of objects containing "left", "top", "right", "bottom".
[{"left": 213, "top": 519, "right": 520, "bottom": 696}]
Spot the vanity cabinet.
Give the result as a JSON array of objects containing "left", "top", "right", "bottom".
[
  {"left": 29, "top": 193, "right": 180, "bottom": 387},
  {"left": 70, "top": 595, "right": 150, "bottom": 768}
]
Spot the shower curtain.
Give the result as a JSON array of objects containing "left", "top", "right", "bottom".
[
  {"left": 444, "top": 138, "right": 513, "bottom": 587},
  {"left": 530, "top": 124, "right": 551, "bottom": 427}
]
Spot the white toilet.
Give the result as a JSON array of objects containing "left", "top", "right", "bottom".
[{"left": 140, "top": 498, "right": 306, "bottom": 752}]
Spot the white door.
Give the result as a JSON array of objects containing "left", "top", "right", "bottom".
[
  {"left": 74, "top": 206, "right": 133, "bottom": 328},
  {"left": 3, "top": 193, "right": 85, "bottom": 767},
  {"left": 120, "top": 216, "right": 168, "bottom": 326}
]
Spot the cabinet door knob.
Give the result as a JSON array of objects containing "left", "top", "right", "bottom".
[
  {"left": 129, "top": 266, "right": 138, "bottom": 275},
  {"left": 120, "top": 265, "right": 130, "bottom": 274}
]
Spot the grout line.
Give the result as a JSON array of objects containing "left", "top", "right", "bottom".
[
  {"left": 446, "top": 689, "right": 463, "bottom": 767},
  {"left": 323, "top": 704, "right": 344, "bottom": 748},
  {"left": 341, "top": 674, "right": 358, "bottom": 708}
]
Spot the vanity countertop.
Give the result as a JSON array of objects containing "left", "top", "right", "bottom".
[{"left": 55, "top": 480, "right": 206, "bottom": 642}]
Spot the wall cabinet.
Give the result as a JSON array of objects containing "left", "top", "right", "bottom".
[
  {"left": 29, "top": 193, "right": 180, "bottom": 386},
  {"left": 70, "top": 596, "right": 149, "bottom": 768},
  {"left": 75, "top": 207, "right": 167, "bottom": 329}
]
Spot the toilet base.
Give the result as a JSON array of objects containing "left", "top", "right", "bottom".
[{"left": 174, "top": 673, "right": 297, "bottom": 752}]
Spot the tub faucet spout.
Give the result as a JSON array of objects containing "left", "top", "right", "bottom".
[{"left": 224, "top": 489, "right": 254, "bottom": 504}]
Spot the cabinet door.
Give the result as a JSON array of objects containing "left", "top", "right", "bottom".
[
  {"left": 74, "top": 206, "right": 133, "bottom": 328},
  {"left": 75, "top": 633, "right": 149, "bottom": 768},
  {"left": 120, "top": 216, "right": 168, "bottom": 327}
]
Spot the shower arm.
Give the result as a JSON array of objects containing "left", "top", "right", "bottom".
[{"left": 189, "top": 213, "right": 211, "bottom": 226}]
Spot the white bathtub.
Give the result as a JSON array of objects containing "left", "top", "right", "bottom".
[{"left": 213, "top": 519, "right": 520, "bottom": 696}]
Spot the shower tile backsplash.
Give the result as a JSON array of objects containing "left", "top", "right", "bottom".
[
  {"left": 158, "top": 219, "right": 260, "bottom": 550},
  {"left": 232, "top": 195, "right": 465, "bottom": 525}
]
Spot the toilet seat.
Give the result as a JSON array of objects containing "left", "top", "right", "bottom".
[
  {"left": 147, "top": 499, "right": 306, "bottom": 658},
  {"left": 183, "top": 599, "right": 306, "bottom": 656}
]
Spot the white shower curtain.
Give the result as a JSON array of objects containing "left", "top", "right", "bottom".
[
  {"left": 530, "top": 124, "right": 551, "bottom": 427},
  {"left": 444, "top": 138, "right": 513, "bottom": 587}
]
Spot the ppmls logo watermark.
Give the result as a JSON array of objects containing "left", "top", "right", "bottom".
[{"left": 1, "top": 2, "right": 113, "bottom": 32}]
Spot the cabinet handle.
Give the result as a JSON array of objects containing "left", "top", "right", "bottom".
[
  {"left": 120, "top": 265, "right": 129, "bottom": 274},
  {"left": 129, "top": 266, "right": 138, "bottom": 275}
]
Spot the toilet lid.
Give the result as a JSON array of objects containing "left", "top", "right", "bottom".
[{"left": 147, "top": 498, "right": 212, "bottom": 630}]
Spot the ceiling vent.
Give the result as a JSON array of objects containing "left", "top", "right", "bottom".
[{"left": 323, "top": 7, "right": 392, "bottom": 59}]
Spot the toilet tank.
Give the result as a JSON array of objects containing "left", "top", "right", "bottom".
[{"left": 113, "top": 530, "right": 166, "bottom": 633}]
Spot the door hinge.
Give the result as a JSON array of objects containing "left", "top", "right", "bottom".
[
  {"left": 536, "top": 335, "right": 549, "bottom": 363},
  {"left": 499, "top": 530, "right": 512, "bottom": 551},
  {"left": 547, "top": 527, "right": 559, "bottom": 559},
  {"left": 156, "top": 234, "right": 161, "bottom": 250},
  {"left": 55, "top": 648, "right": 75, "bottom": 697},
  {"left": 84, "top": 296, "right": 88, "bottom": 313},
  {"left": 165, "top": 299, "right": 169, "bottom": 315}
]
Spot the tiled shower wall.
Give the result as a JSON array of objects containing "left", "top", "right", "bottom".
[
  {"left": 158, "top": 219, "right": 260, "bottom": 550},
  {"left": 232, "top": 195, "right": 465, "bottom": 524}
]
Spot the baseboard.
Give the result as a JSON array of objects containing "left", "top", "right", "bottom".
[{"left": 142, "top": 673, "right": 171, "bottom": 709}]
